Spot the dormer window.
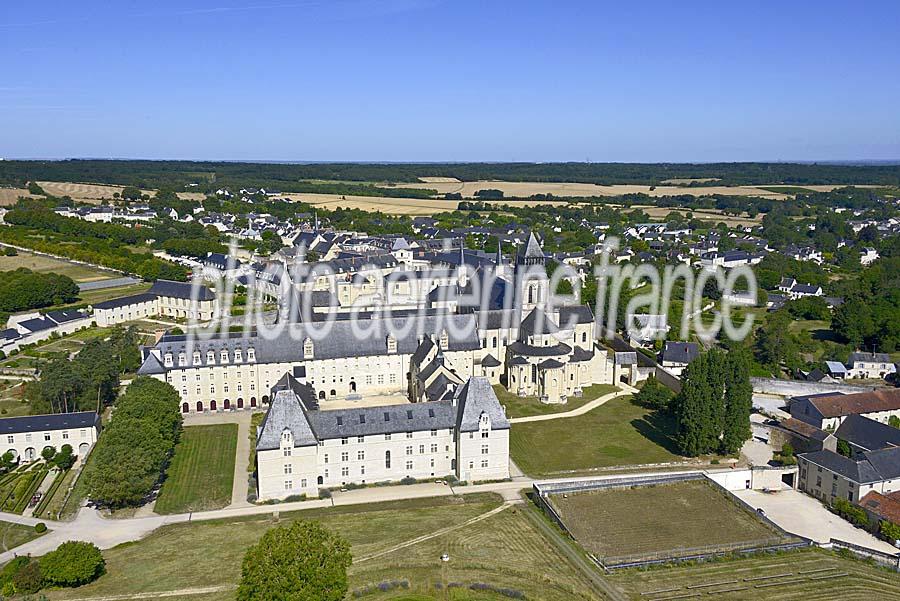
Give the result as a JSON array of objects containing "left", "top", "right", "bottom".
[
  {"left": 303, "top": 337, "right": 314, "bottom": 359},
  {"left": 386, "top": 334, "right": 397, "bottom": 354},
  {"left": 164, "top": 353, "right": 173, "bottom": 367},
  {"left": 178, "top": 352, "right": 186, "bottom": 366},
  {"left": 440, "top": 329, "right": 449, "bottom": 349},
  {"left": 207, "top": 351, "right": 215, "bottom": 364},
  {"left": 234, "top": 349, "right": 242, "bottom": 362},
  {"left": 281, "top": 429, "right": 292, "bottom": 445},
  {"left": 193, "top": 351, "right": 201, "bottom": 365},
  {"left": 220, "top": 350, "right": 229, "bottom": 363},
  {"left": 247, "top": 348, "right": 256, "bottom": 362},
  {"left": 479, "top": 411, "right": 491, "bottom": 431}
]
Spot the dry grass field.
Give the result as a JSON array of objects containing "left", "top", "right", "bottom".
[
  {"left": 0, "top": 188, "right": 38, "bottom": 205},
  {"left": 281, "top": 192, "right": 567, "bottom": 215},
  {"left": 621, "top": 205, "right": 764, "bottom": 226},
  {"left": 418, "top": 176, "right": 461, "bottom": 183},
  {"left": 549, "top": 480, "right": 785, "bottom": 563},
  {"left": 0, "top": 248, "right": 117, "bottom": 282},
  {"left": 36, "top": 181, "right": 203, "bottom": 203},
  {"left": 387, "top": 180, "right": 795, "bottom": 200},
  {"left": 660, "top": 177, "right": 721, "bottom": 184}
]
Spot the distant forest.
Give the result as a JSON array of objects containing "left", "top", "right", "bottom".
[{"left": 1, "top": 160, "right": 899, "bottom": 191}]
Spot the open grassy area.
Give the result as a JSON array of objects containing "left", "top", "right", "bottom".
[
  {"left": 155, "top": 424, "right": 238, "bottom": 514},
  {"left": 0, "top": 519, "right": 44, "bottom": 551},
  {"left": 0, "top": 248, "right": 116, "bottom": 283},
  {"left": 73, "top": 282, "right": 152, "bottom": 307},
  {"left": 493, "top": 383, "right": 619, "bottom": 418},
  {"left": 45, "top": 492, "right": 597, "bottom": 601},
  {"left": 509, "top": 395, "right": 686, "bottom": 477},
  {"left": 551, "top": 480, "right": 785, "bottom": 564},
  {"left": 607, "top": 547, "right": 900, "bottom": 600}
]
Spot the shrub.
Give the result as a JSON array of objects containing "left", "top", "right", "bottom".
[
  {"left": 0, "top": 556, "right": 29, "bottom": 588},
  {"left": 318, "top": 488, "right": 332, "bottom": 499},
  {"left": 400, "top": 476, "right": 416, "bottom": 485},
  {"left": 39, "top": 541, "right": 105, "bottom": 587},
  {"left": 35, "top": 522, "right": 47, "bottom": 533},
  {"left": 12, "top": 560, "right": 42, "bottom": 594},
  {"left": 283, "top": 494, "right": 306, "bottom": 502}
]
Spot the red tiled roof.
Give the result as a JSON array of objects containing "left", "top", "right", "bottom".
[
  {"left": 809, "top": 389, "right": 900, "bottom": 418},
  {"left": 859, "top": 491, "right": 900, "bottom": 524}
]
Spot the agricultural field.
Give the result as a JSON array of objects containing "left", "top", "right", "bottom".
[
  {"left": 607, "top": 547, "right": 900, "bottom": 600},
  {"left": 622, "top": 205, "right": 764, "bottom": 226},
  {"left": 509, "top": 394, "right": 687, "bottom": 477},
  {"left": 493, "top": 383, "right": 619, "bottom": 419},
  {"left": 34, "top": 181, "right": 203, "bottom": 203},
  {"left": 388, "top": 180, "right": 795, "bottom": 200},
  {"left": 0, "top": 519, "right": 45, "bottom": 552},
  {"left": 0, "top": 188, "right": 38, "bottom": 205},
  {"left": 0, "top": 248, "right": 118, "bottom": 283},
  {"left": 550, "top": 480, "right": 788, "bottom": 565},
  {"left": 154, "top": 424, "right": 238, "bottom": 514},
  {"left": 44, "top": 493, "right": 600, "bottom": 601}
]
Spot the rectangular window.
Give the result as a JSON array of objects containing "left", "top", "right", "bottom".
[
  {"left": 357, "top": 450, "right": 365, "bottom": 461},
  {"left": 25, "top": 433, "right": 32, "bottom": 443},
  {"left": 341, "top": 467, "right": 349, "bottom": 477},
  {"left": 430, "top": 429, "right": 437, "bottom": 437},
  {"left": 360, "top": 466, "right": 365, "bottom": 475},
  {"left": 44, "top": 433, "right": 51, "bottom": 442},
  {"left": 6, "top": 435, "right": 12, "bottom": 444},
  {"left": 284, "top": 480, "right": 292, "bottom": 490},
  {"left": 431, "top": 444, "right": 438, "bottom": 453},
  {"left": 406, "top": 431, "right": 413, "bottom": 439},
  {"left": 481, "top": 444, "right": 489, "bottom": 455},
  {"left": 341, "top": 437, "right": 348, "bottom": 445},
  {"left": 341, "top": 452, "right": 349, "bottom": 462},
  {"left": 406, "top": 446, "right": 413, "bottom": 455},
  {"left": 481, "top": 431, "right": 489, "bottom": 439},
  {"left": 406, "top": 460, "right": 413, "bottom": 470},
  {"left": 384, "top": 434, "right": 391, "bottom": 441},
  {"left": 481, "top": 459, "right": 489, "bottom": 468},
  {"left": 284, "top": 464, "right": 292, "bottom": 475},
  {"left": 283, "top": 448, "right": 292, "bottom": 457},
  {"left": 357, "top": 436, "right": 364, "bottom": 443},
  {"left": 324, "top": 454, "right": 329, "bottom": 464},
  {"left": 301, "top": 478, "right": 307, "bottom": 488},
  {"left": 419, "top": 444, "right": 425, "bottom": 454},
  {"left": 430, "top": 458, "right": 435, "bottom": 468}
]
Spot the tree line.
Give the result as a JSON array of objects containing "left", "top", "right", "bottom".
[
  {"left": 0, "top": 268, "right": 79, "bottom": 314},
  {"left": 82, "top": 377, "right": 183, "bottom": 507}
]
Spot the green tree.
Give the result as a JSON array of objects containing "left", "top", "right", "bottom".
[
  {"left": 720, "top": 349, "right": 752, "bottom": 454},
  {"left": 41, "top": 446, "right": 56, "bottom": 462},
  {"left": 39, "top": 541, "right": 105, "bottom": 587},
  {"left": 673, "top": 354, "right": 712, "bottom": 456},
  {"left": 633, "top": 375, "right": 673, "bottom": 412},
  {"left": 11, "top": 560, "right": 41, "bottom": 594},
  {"left": 237, "top": 521, "right": 352, "bottom": 601},
  {"left": 837, "top": 439, "right": 852, "bottom": 457}
]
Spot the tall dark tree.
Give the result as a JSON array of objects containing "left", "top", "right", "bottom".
[{"left": 721, "top": 349, "right": 752, "bottom": 454}]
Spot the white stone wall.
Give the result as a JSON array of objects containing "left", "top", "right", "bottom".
[
  {"left": 457, "top": 427, "right": 510, "bottom": 482},
  {"left": 2, "top": 425, "right": 98, "bottom": 462},
  {"left": 94, "top": 299, "right": 158, "bottom": 327}
]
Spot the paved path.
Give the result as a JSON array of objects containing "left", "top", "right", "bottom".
[
  {"left": 733, "top": 488, "right": 899, "bottom": 554},
  {"left": 23, "top": 470, "right": 57, "bottom": 518},
  {"left": 508, "top": 384, "right": 637, "bottom": 423}
]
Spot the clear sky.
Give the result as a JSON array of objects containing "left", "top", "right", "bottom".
[{"left": 2, "top": 1, "right": 899, "bottom": 162}]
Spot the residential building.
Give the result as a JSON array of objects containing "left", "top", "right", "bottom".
[
  {"left": 92, "top": 280, "right": 218, "bottom": 327},
  {"left": 658, "top": 341, "right": 699, "bottom": 377},
  {"left": 0, "top": 411, "right": 100, "bottom": 462},
  {"left": 789, "top": 389, "right": 900, "bottom": 430},
  {"left": 798, "top": 446, "right": 900, "bottom": 503}
]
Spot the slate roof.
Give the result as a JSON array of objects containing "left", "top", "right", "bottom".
[
  {"left": 834, "top": 414, "right": 900, "bottom": 452},
  {"left": 0, "top": 329, "right": 20, "bottom": 341},
  {"left": 864, "top": 447, "right": 900, "bottom": 480},
  {"left": 849, "top": 351, "right": 893, "bottom": 364},
  {"left": 520, "top": 309, "right": 560, "bottom": 336},
  {"left": 0, "top": 411, "right": 99, "bottom": 434},
  {"left": 519, "top": 232, "right": 544, "bottom": 260},
  {"left": 148, "top": 279, "right": 215, "bottom": 301},
  {"left": 93, "top": 293, "right": 158, "bottom": 310},
  {"left": 800, "top": 450, "right": 883, "bottom": 484},
  {"left": 539, "top": 358, "right": 565, "bottom": 369},
  {"left": 424, "top": 374, "right": 457, "bottom": 401},
  {"left": 18, "top": 318, "right": 55, "bottom": 333},
  {"left": 807, "top": 389, "right": 900, "bottom": 418},
  {"left": 256, "top": 389, "right": 318, "bottom": 450},
  {"left": 145, "top": 313, "right": 480, "bottom": 372},
  {"left": 507, "top": 341, "right": 572, "bottom": 357},
  {"left": 558, "top": 305, "right": 593, "bottom": 326},
  {"left": 455, "top": 376, "right": 509, "bottom": 432},
  {"left": 45, "top": 310, "right": 86, "bottom": 324},
  {"left": 308, "top": 400, "right": 456, "bottom": 440},
  {"left": 480, "top": 353, "right": 501, "bottom": 368},
  {"left": 570, "top": 346, "right": 595, "bottom": 363},
  {"left": 661, "top": 341, "right": 699, "bottom": 365}
]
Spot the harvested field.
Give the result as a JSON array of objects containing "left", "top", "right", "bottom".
[
  {"left": 549, "top": 479, "right": 785, "bottom": 564},
  {"left": 417, "top": 176, "right": 461, "bottom": 183},
  {"left": 660, "top": 178, "right": 721, "bottom": 184},
  {"left": 608, "top": 547, "right": 900, "bottom": 600},
  {"left": 0, "top": 188, "right": 37, "bottom": 205},
  {"left": 386, "top": 180, "right": 794, "bottom": 200},
  {"left": 280, "top": 192, "right": 568, "bottom": 215},
  {"left": 622, "top": 205, "right": 763, "bottom": 226},
  {"left": 35, "top": 181, "right": 203, "bottom": 203}
]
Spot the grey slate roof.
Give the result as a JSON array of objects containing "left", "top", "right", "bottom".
[
  {"left": 520, "top": 309, "right": 560, "bottom": 336},
  {"left": 507, "top": 341, "right": 572, "bottom": 357},
  {"left": 93, "top": 293, "right": 158, "bottom": 310},
  {"left": 18, "top": 318, "right": 55, "bottom": 333},
  {"left": 455, "top": 376, "right": 509, "bottom": 432},
  {"left": 480, "top": 353, "right": 501, "bottom": 368},
  {"left": 849, "top": 351, "right": 892, "bottom": 364},
  {"left": 137, "top": 353, "right": 166, "bottom": 375},
  {"left": 0, "top": 411, "right": 99, "bottom": 434},
  {"left": 148, "top": 279, "right": 215, "bottom": 301},
  {"left": 570, "top": 346, "right": 594, "bottom": 362},
  {"left": 834, "top": 414, "right": 900, "bottom": 452},
  {"left": 865, "top": 447, "right": 900, "bottom": 480},
  {"left": 661, "top": 341, "right": 699, "bottom": 365},
  {"left": 147, "top": 313, "right": 480, "bottom": 371},
  {"left": 519, "top": 232, "right": 544, "bottom": 260},
  {"left": 800, "top": 450, "right": 883, "bottom": 484},
  {"left": 256, "top": 389, "right": 319, "bottom": 450},
  {"left": 0, "top": 329, "right": 20, "bottom": 341},
  {"left": 307, "top": 400, "right": 456, "bottom": 440},
  {"left": 424, "top": 374, "right": 457, "bottom": 401},
  {"left": 539, "top": 358, "right": 565, "bottom": 369}
]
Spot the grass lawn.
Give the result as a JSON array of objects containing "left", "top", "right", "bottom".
[
  {"left": 155, "top": 424, "right": 238, "bottom": 514},
  {"left": 509, "top": 395, "right": 686, "bottom": 477},
  {"left": 550, "top": 480, "right": 785, "bottom": 563},
  {"left": 607, "top": 547, "right": 900, "bottom": 600},
  {"left": 493, "top": 383, "right": 619, "bottom": 418},
  {"left": 45, "top": 493, "right": 597, "bottom": 601},
  {"left": 0, "top": 519, "right": 44, "bottom": 552}
]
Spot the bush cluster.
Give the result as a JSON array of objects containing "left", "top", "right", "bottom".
[{"left": 0, "top": 541, "right": 104, "bottom": 595}]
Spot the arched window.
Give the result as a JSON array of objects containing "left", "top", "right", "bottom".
[
  {"left": 385, "top": 450, "right": 391, "bottom": 469},
  {"left": 196, "top": 401, "right": 204, "bottom": 412},
  {"left": 303, "top": 337, "right": 314, "bottom": 358},
  {"left": 319, "top": 390, "right": 326, "bottom": 400},
  {"left": 582, "top": 332, "right": 587, "bottom": 343},
  {"left": 182, "top": 402, "right": 189, "bottom": 413},
  {"left": 329, "top": 389, "right": 336, "bottom": 397}
]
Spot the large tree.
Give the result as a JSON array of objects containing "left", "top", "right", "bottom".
[
  {"left": 721, "top": 349, "right": 753, "bottom": 454},
  {"left": 238, "top": 521, "right": 352, "bottom": 601}
]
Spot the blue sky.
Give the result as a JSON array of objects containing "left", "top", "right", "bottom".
[{"left": 2, "top": 1, "right": 899, "bottom": 162}]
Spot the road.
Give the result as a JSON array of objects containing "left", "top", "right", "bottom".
[{"left": 509, "top": 384, "right": 637, "bottom": 424}]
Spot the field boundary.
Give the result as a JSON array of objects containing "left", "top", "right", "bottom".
[{"left": 828, "top": 538, "right": 900, "bottom": 571}]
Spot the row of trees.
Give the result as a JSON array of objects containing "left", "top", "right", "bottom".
[
  {"left": 29, "top": 327, "right": 141, "bottom": 414},
  {"left": 0, "top": 268, "right": 79, "bottom": 313},
  {"left": 83, "top": 377, "right": 183, "bottom": 507},
  {"left": 672, "top": 347, "right": 752, "bottom": 456}
]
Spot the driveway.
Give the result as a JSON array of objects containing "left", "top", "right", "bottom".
[{"left": 732, "top": 488, "right": 899, "bottom": 555}]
